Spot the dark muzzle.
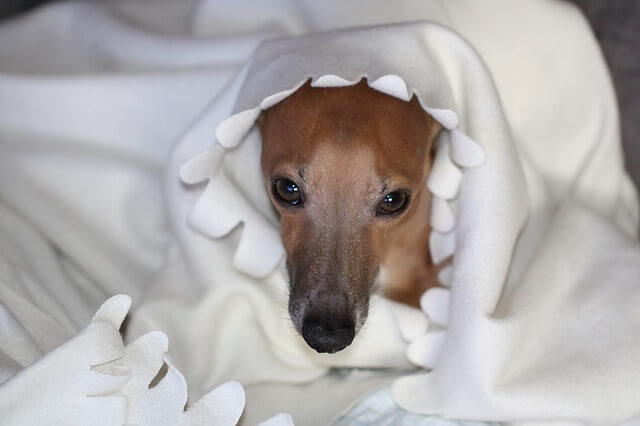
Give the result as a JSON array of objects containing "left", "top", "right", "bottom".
[{"left": 300, "top": 291, "right": 355, "bottom": 353}]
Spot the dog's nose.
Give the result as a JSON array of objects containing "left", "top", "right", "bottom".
[
  {"left": 300, "top": 292, "right": 355, "bottom": 353},
  {"left": 301, "top": 316, "right": 355, "bottom": 353}
]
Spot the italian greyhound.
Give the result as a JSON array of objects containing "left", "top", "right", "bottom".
[{"left": 258, "top": 80, "right": 443, "bottom": 353}]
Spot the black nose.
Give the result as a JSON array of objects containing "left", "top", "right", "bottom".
[
  {"left": 301, "top": 316, "right": 355, "bottom": 353},
  {"left": 301, "top": 292, "right": 355, "bottom": 353}
]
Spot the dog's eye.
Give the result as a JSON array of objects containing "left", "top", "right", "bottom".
[
  {"left": 377, "top": 191, "right": 410, "bottom": 216},
  {"left": 273, "top": 178, "right": 303, "bottom": 206}
]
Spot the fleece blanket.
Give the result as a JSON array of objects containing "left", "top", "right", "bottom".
[{"left": 0, "top": 0, "right": 639, "bottom": 425}]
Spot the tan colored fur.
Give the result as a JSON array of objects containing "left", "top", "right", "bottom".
[{"left": 258, "top": 79, "right": 442, "bottom": 351}]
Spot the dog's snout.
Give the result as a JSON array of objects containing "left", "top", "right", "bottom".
[
  {"left": 302, "top": 316, "right": 355, "bottom": 354},
  {"left": 300, "top": 292, "right": 355, "bottom": 353}
]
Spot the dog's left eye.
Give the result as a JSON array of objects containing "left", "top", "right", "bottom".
[
  {"left": 273, "top": 178, "right": 303, "bottom": 206},
  {"left": 377, "top": 191, "right": 410, "bottom": 216}
]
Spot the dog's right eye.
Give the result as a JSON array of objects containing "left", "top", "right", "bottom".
[{"left": 273, "top": 178, "right": 303, "bottom": 206}]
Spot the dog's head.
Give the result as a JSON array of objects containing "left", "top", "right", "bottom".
[{"left": 258, "top": 80, "right": 440, "bottom": 353}]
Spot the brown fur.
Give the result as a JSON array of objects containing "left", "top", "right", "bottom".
[{"left": 258, "top": 80, "right": 442, "bottom": 352}]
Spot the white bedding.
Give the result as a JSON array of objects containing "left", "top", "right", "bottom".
[{"left": 0, "top": 1, "right": 639, "bottom": 425}]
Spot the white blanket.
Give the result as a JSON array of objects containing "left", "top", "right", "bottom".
[{"left": 0, "top": 0, "right": 639, "bottom": 425}]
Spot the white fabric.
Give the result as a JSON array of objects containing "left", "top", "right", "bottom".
[
  {"left": 0, "top": 0, "right": 639, "bottom": 425},
  {"left": 169, "top": 20, "right": 486, "bottom": 403},
  {"left": 0, "top": 293, "right": 250, "bottom": 425}
]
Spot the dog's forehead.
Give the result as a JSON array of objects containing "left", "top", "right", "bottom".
[
  {"left": 271, "top": 80, "right": 428, "bottom": 130},
  {"left": 306, "top": 143, "right": 380, "bottom": 192},
  {"left": 260, "top": 81, "right": 432, "bottom": 179}
]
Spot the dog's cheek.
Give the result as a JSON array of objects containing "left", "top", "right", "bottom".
[
  {"left": 368, "top": 222, "right": 391, "bottom": 269},
  {"left": 279, "top": 213, "right": 310, "bottom": 257}
]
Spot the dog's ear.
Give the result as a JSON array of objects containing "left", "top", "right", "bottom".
[
  {"left": 425, "top": 112, "right": 442, "bottom": 153},
  {"left": 256, "top": 111, "right": 266, "bottom": 129},
  {"left": 429, "top": 118, "right": 443, "bottom": 148},
  {"left": 408, "top": 95, "right": 442, "bottom": 151}
]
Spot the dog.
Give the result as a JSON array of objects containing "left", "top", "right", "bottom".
[{"left": 258, "top": 79, "right": 443, "bottom": 354}]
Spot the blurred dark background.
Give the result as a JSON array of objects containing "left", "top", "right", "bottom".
[
  {"left": 1, "top": 0, "right": 638, "bottom": 194},
  {"left": 0, "top": 0, "right": 47, "bottom": 20}
]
